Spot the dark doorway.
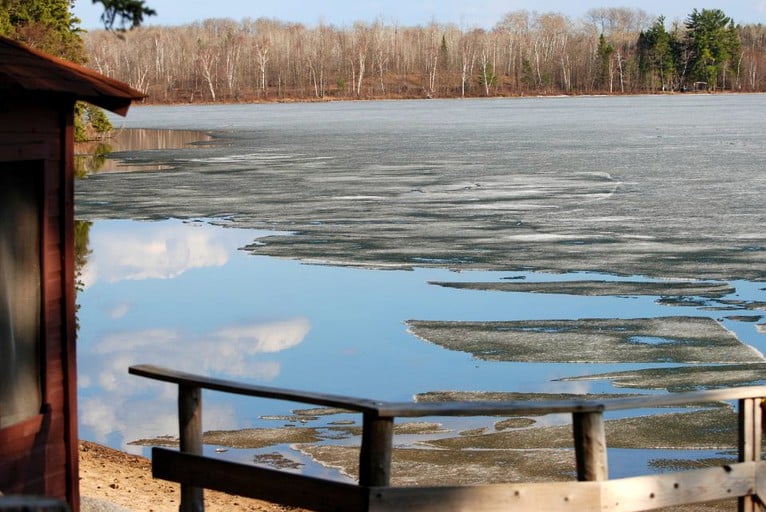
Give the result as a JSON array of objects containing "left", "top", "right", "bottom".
[{"left": 0, "top": 161, "right": 43, "bottom": 428}]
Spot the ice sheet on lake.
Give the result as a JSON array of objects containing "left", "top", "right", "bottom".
[
  {"left": 560, "top": 363, "right": 766, "bottom": 391},
  {"left": 297, "top": 408, "right": 740, "bottom": 486},
  {"left": 406, "top": 317, "right": 764, "bottom": 363},
  {"left": 77, "top": 96, "right": 766, "bottom": 281},
  {"left": 428, "top": 280, "right": 735, "bottom": 297}
]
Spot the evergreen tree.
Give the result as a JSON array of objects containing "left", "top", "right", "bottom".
[
  {"left": 684, "top": 9, "right": 741, "bottom": 90},
  {"left": 0, "top": 0, "right": 154, "bottom": 32},
  {"left": 439, "top": 34, "right": 449, "bottom": 69},
  {"left": 97, "top": 0, "right": 155, "bottom": 30},
  {"left": 521, "top": 58, "right": 535, "bottom": 90},
  {"left": 0, "top": 0, "right": 85, "bottom": 62},
  {"left": 638, "top": 17, "right": 676, "bottom": 91},
  {"left": 597, "top": 34, "right": 615, "bottom": 91},
  {"left": 478, "top": 61, "right": 497, "bottom": 95}
]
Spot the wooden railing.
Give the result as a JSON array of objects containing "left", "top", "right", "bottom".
[{"left": 129, "top": 364, "right": 766, "bottom": 512}]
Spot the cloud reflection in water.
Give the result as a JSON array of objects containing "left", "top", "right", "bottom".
[
  {"left": 77, "top": 219, "right": 309, "bottom": 452},
  {"left": 80, "top": 220, "right": 237, "bottom": 287}
]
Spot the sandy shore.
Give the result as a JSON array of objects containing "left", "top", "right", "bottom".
[{"left": 79, "top": 441, "right": 301, "bottom": 512}]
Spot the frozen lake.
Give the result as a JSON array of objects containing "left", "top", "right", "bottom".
[{"left": 75, "top": 95, "right": 766, "bottom": 480}]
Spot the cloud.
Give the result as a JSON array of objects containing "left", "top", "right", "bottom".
[
  {"left": 80, "top": 220, "right": 252, "bottom": 288},
  {"left": 80, "top": 395, "right": 237, "bottom": 454},
  {"left": 107, "top": 302, "right": 131, "bottom": 319},
  {"left": 213, "top": 319, "right": 312, "bottom": 353},
  {"left": 78, "top": 317, "right": 310, "bottom": 449}
]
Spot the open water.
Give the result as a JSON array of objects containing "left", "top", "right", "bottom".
[{"left": 74, "top": 95, "right": 766, "bottom": 479}]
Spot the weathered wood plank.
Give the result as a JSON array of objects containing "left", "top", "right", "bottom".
[
  {"left": 573, "top": 411, "right": 608, "bottom": 482},
  {"left": 738, "top": 399, "right": 763, "bottom": 512},
  {"left": 601, "top": 462, "right": 761, "bottom": 511},
  {"left": 130, "top": 365, "right": 387, "bottom": 414},
  {"left": 0, "top": 141, "right": 53, "bottom": 161},
  {"left": 152, "top": 448, "right": 368, "bottom": 512},
  {"left": 178, "top": 385, "right": 203, "bottom": 512},
  {"left": 130, "top": 366, "right": 766, "bottom": 420},
  {"left": 370, "top": 481, "right": 602, "bottom": 512},
  {"left": 372, "top": 462, "right": 765, "bottom": 512},
  {"left": 359, "top": 414, "right": 394, "bottom": 487},
  {"left": 135, "top": 366, "right": 766, "bottom": 512},
  {"left": 755, "top": 462, "right": 766, "bottom": 510},
  {"left": 0, "top": 415, "right": 44, "bottom": 444}
]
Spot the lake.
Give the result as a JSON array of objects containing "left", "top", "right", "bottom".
[{"left": 74, "top": 95, "right": 766, "bottom": 482}]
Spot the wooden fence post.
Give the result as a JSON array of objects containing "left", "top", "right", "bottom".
[
  {"left": 359, "top": 413, "right": 394, "bottom": 488},
  {"left": 573, "top": 411, "right": 608, "bottom": 482},
  {"left": 738, "top": 398, "right": 763, "bottom": 512},
  {"left": 179, "top": 384, "right": 204, "bottom": 512}
]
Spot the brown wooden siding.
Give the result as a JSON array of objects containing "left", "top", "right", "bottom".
[
  {"left": 0, "top": 100, "right": 78, "bottom": 508},
  {"left": 1, "top": 39, "right": 138, "bottom": 511}
]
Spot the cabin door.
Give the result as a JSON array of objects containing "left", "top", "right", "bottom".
[{"left": 0, "top": 161, "right": 43, "bottom": 429}]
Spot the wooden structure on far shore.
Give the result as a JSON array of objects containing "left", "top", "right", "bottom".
[
  {"left": 0, "top": 35, "right": 143, "bottom": 509},
  {"left": 132, "top": 364, "right": 766, "bottom": 512}
]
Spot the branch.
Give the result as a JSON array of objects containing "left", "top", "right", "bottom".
[{"left": 94, "top": 0, "right": 156, "bottom": 31}]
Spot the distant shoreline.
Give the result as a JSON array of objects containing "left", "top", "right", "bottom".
[{"left": 130, "top": 89, "right": 758, "bottom": 108}]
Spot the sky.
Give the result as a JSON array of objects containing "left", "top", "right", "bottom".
[{"left": 73, "top": 0, "right": 766, "bottom": 31}]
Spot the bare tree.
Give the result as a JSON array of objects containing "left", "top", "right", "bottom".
[{"left": 80, "top": 10, "right": 766, "bottom": 102}]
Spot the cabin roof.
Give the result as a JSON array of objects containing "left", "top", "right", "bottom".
[{"left": 0, "top": 35, "right": 145, "bottom": 116}]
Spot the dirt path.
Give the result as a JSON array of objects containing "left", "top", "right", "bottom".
[{"left": 79, "top": 441, "right": 300, "bottom": 512}]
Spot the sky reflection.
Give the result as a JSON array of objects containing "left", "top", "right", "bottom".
[
  {"left": 76, "top": 218, "right": 765, "bottom": 453},
  {"left": 81, "top": 219, "right": 246, "bottom": 286},
  {"left": 77, "top": 219, "right": 311, "bottom": 451}
]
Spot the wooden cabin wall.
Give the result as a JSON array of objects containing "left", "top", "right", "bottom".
[{"left": 0, "top": 99, "right": 79, "bottom": 508}]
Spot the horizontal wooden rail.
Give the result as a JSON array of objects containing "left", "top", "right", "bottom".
[
  {"left": 129, "top": 365, "right": 766, "bottom": 417},
  {"left": 153, "top": 448, "right": 367, "bottom": 511},
  {"left": 129, "top": 364, "right": 387, "bottom": 415},
  {"left": 371, "top": 462, "right": 765, "bottom": 511},
  {"left": 129, "top": 364, "right": 766, "bottom": 512}
]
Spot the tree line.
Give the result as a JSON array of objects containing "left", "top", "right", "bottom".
[{"left": 80, "top": 7, "right": 766, "bottom": 103}]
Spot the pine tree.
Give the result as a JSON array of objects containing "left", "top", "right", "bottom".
[
  {"left": 685, "top": 9, "right": 741, "bottom": 90},
  {"left": 97, "top": 0, "right": 155, "bottom": 30},
  {"left": 0, "top": 0, "right": 85, "bottom": 62},
  {"left": 478, "top": 61, "right": 497, "bottom": 95},
  {"left": 638, "top": 17, "right": 677, "bottom": 91},
  {"left": 597, "top": 34, "right": 615, "bottom": 91}
]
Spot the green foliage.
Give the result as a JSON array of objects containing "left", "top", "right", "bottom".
[
  {"left": 73, "top": 219, "right": 93, "bottom": 331},
  {"left": 439, "top": 34, "right": 448, "bottom": 67},
  {"left": 74, "top": 101, "right": 88, "bottom": 142},
  {"left": 478, "top": 61, "right": 497, "bottom": 92},
  {"left": 521, "top": 58, "right": 534, "bottom": 89},
  {"left": 74, "top": 102, "right": 114, "bottom": 141},
  {"left": 86, "top": 104, "right": 113, "bottom": 134},
  {"left": 97, "top": 0, "right": 155, "bottom": 31},
  {"left": 638, "top": 17, "right": 677, "bottom": 91},
  {"left": 336, "top": 77, "right": 346, "bottom": 93},
  {"left": 0, "top": 0, "right": 85, "bottom": 62},
  {"left": 75, "top": 102, "right": 114, "bottom": 141},
  {"left": 635, "top": 9, "right": 741, "bottom": 91},
  {"left": 597, "top": 34, "right": 615, "bottom": 89},
  {"left": 684, "top": 9, "right": 741, "bottom": 89},
  {"left": 1, "top": 1, "right": 120, "bottom": 138}
]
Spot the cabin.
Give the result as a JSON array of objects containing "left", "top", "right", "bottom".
[{"left": 0, "top": 35, "right": 144, "bottom": 510}]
